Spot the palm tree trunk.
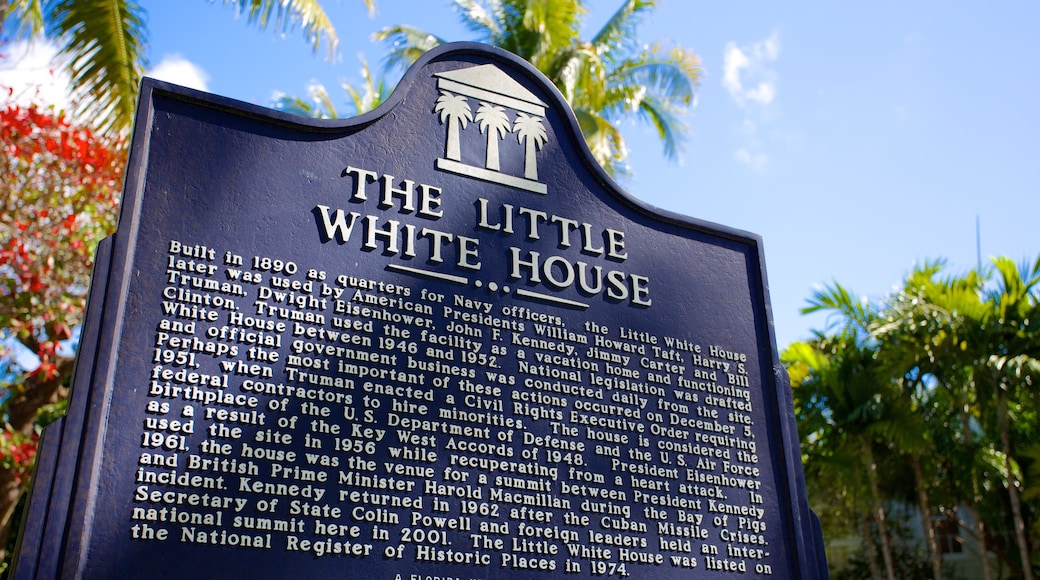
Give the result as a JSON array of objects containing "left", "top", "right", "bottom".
[
  {"left": 864, "top": 441, "right": 897, "bottom": 580},
  {"left": 446, "top": 122, "right": 462, "bottom": 160},
  {"left": 912, "top": 456, "right": 944, "bottom": 580},
  {"left": 998, "top": 392, "right": 1034, "bottom": 580},
  {"left": 524, "top": 141, "right": 538, "bottom": 179},
  {"left": 486, "top": 133, "right": 500, "bottom": 170},
  {"left": 966, "top": 507, "right": 994, "bottom": 580},
  {"left": 862, "top": 516, "right": 882, "bottom": 580},
  {"left": 962, "top": 406, "right": 994, "bottom": 580}
]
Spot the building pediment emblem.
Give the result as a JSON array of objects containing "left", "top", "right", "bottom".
[{"left": 433, "top": 64, "right": 548, "bottom": 194}]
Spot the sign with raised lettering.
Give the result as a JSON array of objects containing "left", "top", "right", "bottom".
[{"left": 15, "top": 43, "right": 825, "bottom": 578}]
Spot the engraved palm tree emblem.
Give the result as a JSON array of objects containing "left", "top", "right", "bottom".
[
  {"left": 434, "top": 91, "right": 472, "bottom": 161},
  {"left": 476, "top": 103, "right": 510, "bottom": 171},
  {"left": 432, "top": 64, "right": 549, "bottom": 194},
  {"left": 513, "top": 113, "right": 547, "bottom": 180}
]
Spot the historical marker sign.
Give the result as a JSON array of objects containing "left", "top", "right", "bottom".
[{"left": 15, "top": 44, "right": 825, "bottom": 578}]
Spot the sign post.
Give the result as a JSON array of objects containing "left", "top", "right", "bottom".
[{"left": 15, "top": 43, "right": 826, "bottom": 578}]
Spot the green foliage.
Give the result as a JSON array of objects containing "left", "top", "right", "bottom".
[
  {"left": 46, "top": 0, "right": 148, "bottom": 135},
  {"left": 0, "top": 99, "right": 127, "bottom": 564},
  {"left": 274, "top": 57, "right": 391, "bottom": 119},
  {"left": 842, "top": 514, "right": 950, "bottom": 580},
  {"left": 222, "top": 0, "right": 343, "bottom": 58},
  {"left": 309, "top": 0, "right": 701, "bottom": 177},
  {"left": 0, "top": 101, "right": 126, "bottom": 384},
  {"left": 0, "top": 0, "right": 343, "bottom": 135},
  {"left": 791, "top": 257, "right": 1040, "bottom": 578}
]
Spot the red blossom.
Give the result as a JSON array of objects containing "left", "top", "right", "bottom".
[
  {"left": 1, "top": 100, "right": 126, "bottom": 395},
  {"left": 0, "top": 428, "right": 39, "bottom": 484}
]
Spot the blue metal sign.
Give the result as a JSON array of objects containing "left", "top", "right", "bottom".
[{"left": 15, "top": 43, "right": 825, "bottom": 579}]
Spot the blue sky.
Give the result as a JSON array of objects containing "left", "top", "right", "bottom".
[{"left": 3, "top": 0, "right": 1038, "bottom": 349}]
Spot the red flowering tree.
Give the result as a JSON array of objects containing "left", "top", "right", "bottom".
[{"left": 0, "top": 98, "right": 125, "bottom": 558}]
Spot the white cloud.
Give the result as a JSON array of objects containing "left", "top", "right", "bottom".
[
  {"left": 746, "top": 82, "right": 776, "bottom": 106},
  {"left": 723, "top": 32, "right": 780, "bottom": 108},
  {"left": 147, "top": 54, "right": 210, "bottom": 91},
  {"left": 722, "top": 44, "right": 749, "bottom": 101},
  {"left": 723, "top": 32, "right": 781, "bottom": 171},
  {"left": 0, "top": 39, "right": 73, "bottom": 110},
  {"left": 735, "top": 147, "right": 768, "bottom": 172},
  {"left": 0, "top": 44, "right": 211, "bottom": 122}
]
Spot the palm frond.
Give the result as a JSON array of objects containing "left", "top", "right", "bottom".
[
  {"left": 634, "top": 94, "right": 683, "bottom": 159},
  {"left": 484, "top": 0, "right": 581, "bottom": 66},
  {"left": 453, "top": 0, "right": 503, "bottom": 40},
  {"left": 49, "top": 0, "right": 146, "bottom": 135},
  {"left": 589, "top": 0, "right": 653, "bottom": 59},
  {"left": 373, "top": 25, "right": 447, "bottom": 71},
  {"left": 341, "top": 58, "right": 388, "bottom": 115},
  {"left": 802, "top": 281, "right": 877, "bottom": 334},
  {"left": 542, "top": 44, "right": 584, "bottom": 93},
  {"left": 612, "top": 44, "right": 700, "bottom": 104},
  {"left": 605, "top": 46, "right": 700, "bottom": 160},
  {"left": 977, "top": 445, "right": 1019, "bottom": 486},
  {"left": 574, "top": 107, "right": 627, "bottom": 177},
  {"left": 224, "top": 0, "right": 338, "bottom": 59},
  {"left": 5, "top": 0, "right": 46, "bottom": 39},
  {"left": 1020, "top": 444, "right": 1040, "bottom": 503},
  {"left": 273, "top": 91, "right": 330, "bottom": 118},
  {"left": 377, "top": 0, "right": 699, "bottom": 175}
]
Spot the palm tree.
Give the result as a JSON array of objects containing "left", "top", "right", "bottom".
[
  {"left": 340, "top": 55, "right": 389, "bottom": 116},
  {"left": 275, "top": 57, "right": 389, "bottom": 118},
  {"left": 976, "top": 257, "right": 1040, "bottom": 580},
  {"left": 799, "top": 283, "right": 905, "bottom": 580},
  {"left": 274, "top": 83, "right": 340, "bottom": 119},
  {"left": 784, "top": 331, "right": 899, "bottom": 580},
  {"left": 902, "top": 258, "right": 1040, "bottom": 580},
  {"left": 434, "top": 91, "right": 473, "bottom": 161},
  {"left": 375, "top": 0, "right": 700, "bottom": 176},
  {"left": 784, "top": 340, "right": 879, "bottom": 576},
  {"left": 873, "top": 262, "right": 996, "bottom": 580},
  {"left": 0, "top": 0, "right": 361, "bottom": 135},
  {"left": 798, "top": 258, "right": 1040, "bottom": 579},
  {"left": 513, "top": 112, "right": 547, "bottom": 179},
  {"left": 475, "top": 102, "right": 510, "bottom": 170}
]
